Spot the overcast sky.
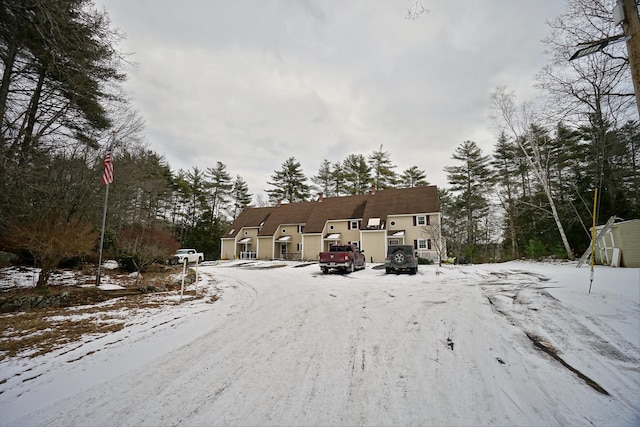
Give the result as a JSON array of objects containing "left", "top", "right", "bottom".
[{"left": 95, "top": 0, "right": 566, "bottom": 200}]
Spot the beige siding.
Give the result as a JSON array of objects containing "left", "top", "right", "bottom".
[
  {"left": 221, "top": 188, "right": 444, "bottom": 264},
  {"left": 237, "top": 228, "right": 259, "bottom": 259},
  {"left": 302, "top": 234, "right": 322, "bottom": 261},
  {"left": 361, "top": 230, "right": 386, "bottom": 263},
  {"left": 598, "top": 220, "right": 640, "bottom": 267},
  {"left": 220, "top": 239, "right": 235, "bottom": 260},
  {"left": 593, "top": 219, "right": 640, "bottom": 267},
  {"left": 257, "top": 236, "right": 273, "bottom": 260},
  {"left": 323, "top": 220, "right": 361, "bottom": 251},
  {"left": 273, "top": 224, "right": 304, "bottom": 260},
  {"left": 617, "top": 220, "right": 640, "bottom": 267},
  {"left": 388, "top": 213, "right": 442, "bottom": 262}
]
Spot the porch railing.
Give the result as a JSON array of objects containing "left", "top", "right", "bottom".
[{"left": 240, "top": 251, "right": 257, "bottom": 259}]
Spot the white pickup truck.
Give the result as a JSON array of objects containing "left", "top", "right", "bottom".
[{"left": 172, "top": 248, "right": 204, "bottom": 265}]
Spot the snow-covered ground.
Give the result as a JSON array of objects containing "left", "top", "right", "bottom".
[{"left": 0, "top": 260, "right": 638, "bottom": 426}]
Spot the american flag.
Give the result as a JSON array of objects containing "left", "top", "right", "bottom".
[{"left": 101, "top": 147, "right": 114, "bottom": 185}]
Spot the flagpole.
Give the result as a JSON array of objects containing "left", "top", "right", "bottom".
[
  {"left": 96, "top": 183, "right": 110, "bottom": 287},
  {"left": 96, "top": 131, "right": 115, "bottom": 287}
]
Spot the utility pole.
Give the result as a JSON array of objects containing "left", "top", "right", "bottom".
[
  {"left": 571, "top": 0, "right": 640, "bottom": 117},
  {"left": 622, "top": 0, "right": 640, "bottom": 118}
]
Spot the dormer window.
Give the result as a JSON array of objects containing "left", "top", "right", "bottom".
[{"left": 367, "top": 218, "right": 381, "bottom": 228}]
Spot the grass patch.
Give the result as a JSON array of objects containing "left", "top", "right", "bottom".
[{"left": 0, "top": 266, "right": 196, "bottom": 361}]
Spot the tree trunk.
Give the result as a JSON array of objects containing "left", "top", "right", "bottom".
[
  {"left": 36, "top": 262, "right": 54, "bottom": 289},
  {"left": 0, "top": 38, "right": 17, "bottom": 139},
  {"left": 18, "top": 65, "right": 46, "bottom": 160}
]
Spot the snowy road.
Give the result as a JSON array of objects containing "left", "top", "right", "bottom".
[{"left": 1, "top": 261, "right": 639, "bottom": 426}]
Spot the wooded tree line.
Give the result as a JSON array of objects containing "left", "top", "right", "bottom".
[
  {"left": 263, "top": 146, "right": 429, "bottom": 204},
  {"left": 0, "top": 0, "right": 254, "bottom": 286},
  {"left": 442, "top": 120, "right": 639, "bottom": 264},
  {"left": 261, "top": 108, "right": 640, "bottom": 263},
  {"left": 0, "top": 0, "right": 638, "bottom": 287}
]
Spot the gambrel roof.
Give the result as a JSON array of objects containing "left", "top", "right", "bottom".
[{"left": 223, "top": 186, "right": 439, "bottom": 238}]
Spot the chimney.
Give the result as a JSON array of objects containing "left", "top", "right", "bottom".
[
  {"left": 276, "top": 199, "right": 282, "bottom": 207},
  {"left": 317, "top": 192, "right": 323, "bottom": 202},
  {"left": 370, "top": 184, "right": 376, "bottom": 195}
]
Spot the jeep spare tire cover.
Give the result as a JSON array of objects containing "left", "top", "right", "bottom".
[{"left": 392, "top": 251, "right": 406, "bottom": 264}]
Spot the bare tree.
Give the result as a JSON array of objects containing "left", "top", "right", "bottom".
[
  {"left": 6, "top": 216, "right": 96, "bottom": 288},
  {"left": 421, "top": 218, "right": 445, "bottom": 266},
  {"left": 536, "top": 0, "right": 636, "bottom": 124},
  {"left": 406, "top": 0, "right": 429, "bottom": 20},
  {"left": 116, "top": 227, "right": 179, "bottom": 281},
  {"left": 490, "top": 86, "right": 574, "bottom": 260}
]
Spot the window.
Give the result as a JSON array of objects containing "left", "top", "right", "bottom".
[
  {"left": 389, "top": 239, "right": 399, "bottom": 245},
  {"left": 298, "top": 225, "right": 304, "bottom": 233},
  {"left": 330, "top": 225, "right": 334, "bottom": 230},
  {"left": 350, "top": 241, "right": 360, "bottom": 250},
  {"left": 418, "top": 239, "right": 427, "bottom": 249},
  {"left": 367, "top": 218, "right": 381, "bottom": 228},
  {"left": 416, "top": 216, "right": 426, "bottom": 226},
  {"left": 282, "top": 229, "right": 286, "bottom": 233},
  {"left": 390, "top": 220, "right": 396, "bottom": 226},
  {"left": 350, "top": 220, "right": 359, "bottom": 230}
]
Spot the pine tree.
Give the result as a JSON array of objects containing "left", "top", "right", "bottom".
[
  {"left": 491, "top": 132, "right": 522, "bottom": 259},
  {"left": 400, "top": 166, "right": 429, "bottom": 187},
  {"left": 206, "top": 161, "right": 233, "bottom": 219},
  {"left": 231, "top": 175, "right": 252, "bottom": 219},
  {"left": 181, "top": 167, "right": 209, "bottom": 232},
  {"left": 444, "top": 141, "right": 492, "bottom": 262},
  {"left": 331, "top": 161, "right": 346, "bottom": 196},
  {"left": 311, "top": 159, "right": 333, "bottom": 197},
  {"left": 368, "top": 145, "right": 397, "bottom": 189},
  {"left": 342, "top": 154, "right": 371, "bottom": 195},
  {"left": 266, "top": 157, "right": 310, "bottom": 203},
  {"left": 0, "top": 0, "right": 124, "bottom": 155}
]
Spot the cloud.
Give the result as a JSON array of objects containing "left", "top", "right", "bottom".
[{"left": 99, "top": 0, "right": 565, "bottom": 198}]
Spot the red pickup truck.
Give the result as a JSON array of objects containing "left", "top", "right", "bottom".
[{"left": 318, "top": 244, "right": 366, "bottom": 274}]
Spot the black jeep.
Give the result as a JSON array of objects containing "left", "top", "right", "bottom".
[{"left": 385, "top": 245, "right": 418, "bottom": 275}]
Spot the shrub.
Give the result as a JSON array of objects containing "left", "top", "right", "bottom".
[{"left": 524, "top": 239, "right": 547, "bottom": 260}]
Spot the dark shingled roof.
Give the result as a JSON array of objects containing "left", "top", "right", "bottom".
[
  {"left": 361, "top": 186, "right": 440, "bottom": 228},
  {"left": 223, "top": 186, "right": 439, "bottom": 237}
]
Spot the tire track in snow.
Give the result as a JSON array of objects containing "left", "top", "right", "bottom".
[{"left": 5, "top": 263, "right": 638, "bottom": 427}]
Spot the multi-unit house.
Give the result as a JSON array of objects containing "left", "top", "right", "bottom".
[{"left": 220, "top": 186, "right": 443, "bottom": 263}]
